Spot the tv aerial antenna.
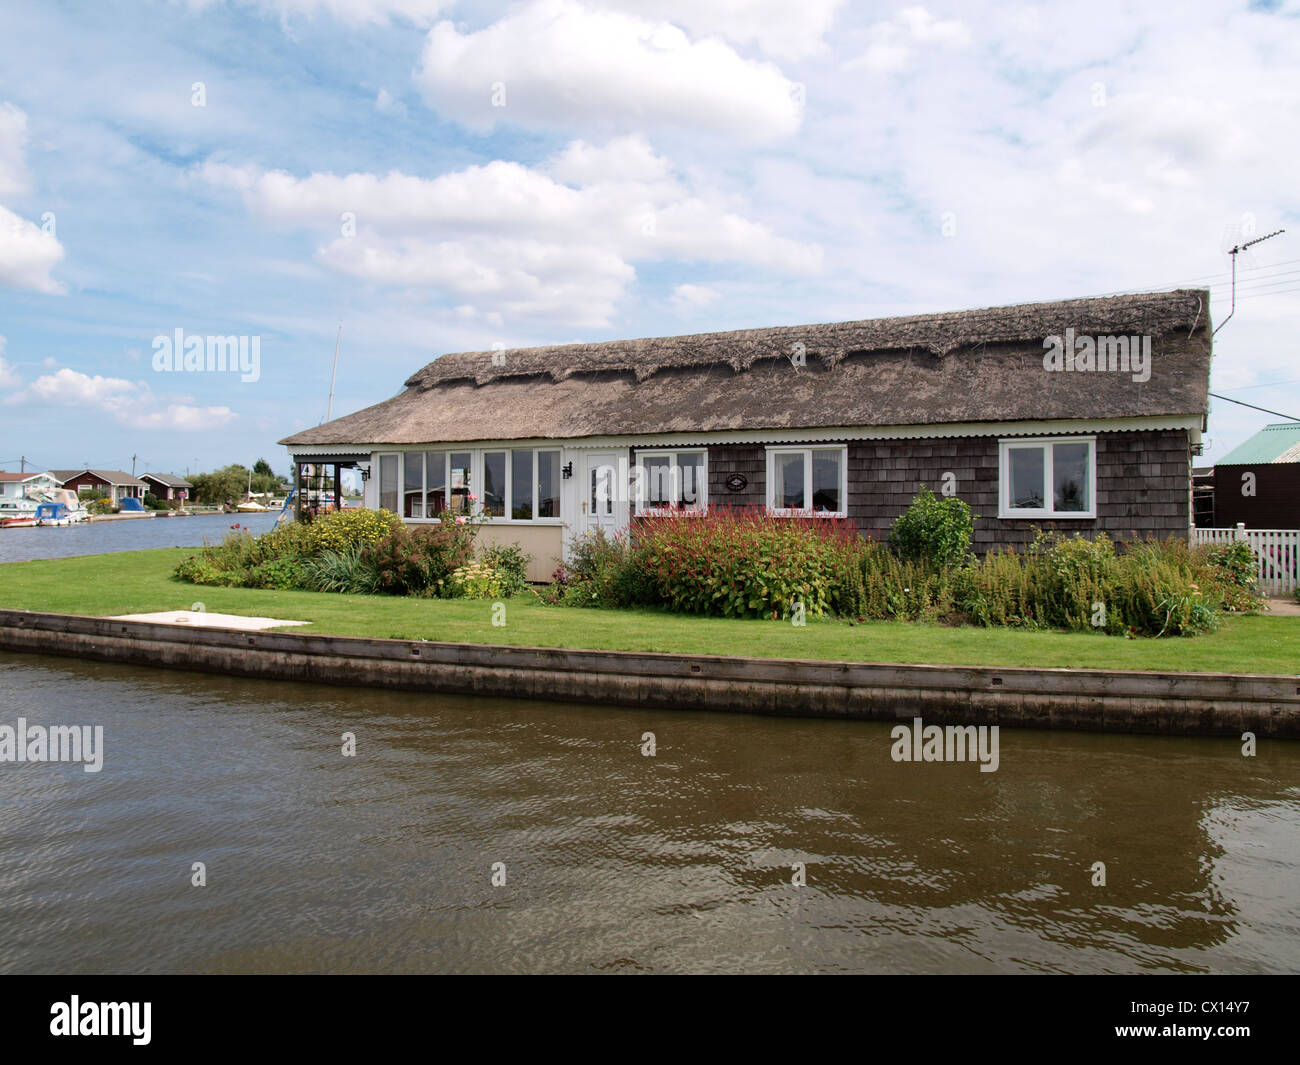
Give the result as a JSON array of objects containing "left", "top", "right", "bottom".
[{"left": 1213, "top": 227, "right": 1285, "bottom": 336}]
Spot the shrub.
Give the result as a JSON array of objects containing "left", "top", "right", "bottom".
[
  {"left": 889, "top": 488, "right": 976, "bottom": 567},
  {"left": 1197, "top": 539, "right": 1259, "bottom": 612},
  {"left": 1112, "top": 539, "right": 1219, "bottom": 636},
  {"left": 244, "top": 557, "right": 311, "bottom": 590},
  {"left": 362, "top": 522, "right": 475, "bottom": 596},
  {"left": 480, "top": 542, "right": 531, "bottom": 597},
  {"left": 1201, "top": 539, "right": 1256, "bottom": 589},
  {"left": 87, "top": 497, "right": 115, "bottom": 515},
  {"left": 831, "top": 537, "right": 958, "bottom": 623},
  {"left": 561, "top": 529, "right": 655, "bottom": 608},
  {"left": 1027, "top": 530, "right": 1121, "bottom": 632},
  {"left": 955, "top": 547, "right": 1045, "bottom": 629},
  {"left": 634, "top": 508, "right": 851, "bottom": 619},
  {"left": 302, "top": 508, "right": 401, "bottom": 557},
  {"left": 174, "top": 555, "right": 232, "bottom": 586}
]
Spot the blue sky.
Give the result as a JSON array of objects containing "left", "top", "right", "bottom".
[{"left": 0, "top": 0, "right": 1297, "bottom": 479}]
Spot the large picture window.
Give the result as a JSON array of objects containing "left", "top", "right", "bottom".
[
  {"left": 634, "top": 450, "right": 707, "bottom": 514},
  {"left": 400, "top": 448, "right": 562, "bottom": 522},
  {"left": 765, "top": 446, "right": 846, "bottom": 516},
  {"left": 998, "top": 437, "right": 1096, "bottom": 519}
]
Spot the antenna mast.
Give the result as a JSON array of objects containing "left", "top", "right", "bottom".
[{"left": 1213, "top": 228, "right": 1285, "bottom": 337}]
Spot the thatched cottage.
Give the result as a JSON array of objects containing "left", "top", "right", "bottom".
[{"left": 281, "top": 289, "right": 1211, "bottom": 581}]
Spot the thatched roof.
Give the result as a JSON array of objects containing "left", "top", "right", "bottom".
[{"left": 282, "top": 289, "right": 1211, "bottom": 447}]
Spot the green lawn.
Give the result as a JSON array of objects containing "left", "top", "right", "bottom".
[{"left": 0, "top": 547, "right": 1296, "bottom": 674}]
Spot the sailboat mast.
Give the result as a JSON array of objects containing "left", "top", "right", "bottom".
[{"left": 326, "top": 322, "right": 342, "bottom": 422}]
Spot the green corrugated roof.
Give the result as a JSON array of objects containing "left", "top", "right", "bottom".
[{"left": 1217, "top": 422, "right": 1300, "bottom": 464}]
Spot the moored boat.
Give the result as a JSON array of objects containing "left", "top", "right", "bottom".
[
  {"left": 0, "top": 498, "right": 40, "bottom": 527},
  {"left": 35, "top": 501, "right": 89, "bottom": 526}
]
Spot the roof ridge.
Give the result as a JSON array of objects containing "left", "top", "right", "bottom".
[{"left": 405, "top": 288, "right": 1207, "bottom": 391}]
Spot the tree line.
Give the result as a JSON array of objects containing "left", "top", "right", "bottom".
[{"left": 188, "top": 459, "right": 288, "bottom": 505}]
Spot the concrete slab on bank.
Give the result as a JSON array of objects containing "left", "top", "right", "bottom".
[
  {"left": 108, "top": 610, "right": 312, "bottom": 631},
  {"left": 0, "top": 608, "right": 1295, "bottom": 738}
]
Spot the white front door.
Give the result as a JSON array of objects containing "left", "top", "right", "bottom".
[{"left": 582, "top": 451, "right": 627, "bottom": 538}]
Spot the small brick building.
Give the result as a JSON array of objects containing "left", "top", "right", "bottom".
[
  {"left": 52, "top": 469, "right": 148, "bottom": 503},
  {"left": 140, "top": 473, "right": 193, "bottom": 502}
]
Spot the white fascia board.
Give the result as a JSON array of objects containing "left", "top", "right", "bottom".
[{"left": 290, "top": 415, "right": 1201, "bottom": 456}]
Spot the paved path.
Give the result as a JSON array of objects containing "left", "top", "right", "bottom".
[{"left": 1265, "top": 598, "right": 1300, "bottom": 617}]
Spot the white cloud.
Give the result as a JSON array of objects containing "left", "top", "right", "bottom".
[
  {"left": 0, "top": 102, "right": 29, "bottom": 200},
  {"left": 844, "top": 5, "right": 970, "bottom": 73},
  {"left": 318, "top": 236, "right": 636, "bottom": 325},
  {"left": 0, "top": 103, "right": 66, "bottom": 295},
  {"left": 670, "top": 283, "right": 720, "bottom": 313},
  {"left": 413, "top": 0, "right": 804, "bottom": 140},
  {"left": 26, "top": 367, "right": 135, "bottom": 406},
  {"left": 547, "top": 135, "right": 674, "bottom": 187},
  {"left": 198, "top": 136, "right": 820, "bottom": 325},
  {"left": 187, "top": 0, "right": 451, "bottom": 25},
  {"left": 0, "top": 336, "right": 18, "bottom": 389},
  {"left": 374, "top": 87, "right": 406, "bottom": 116},
  {"left": 7, "top": 366, "right": 237, "bottom": 430},
  {"left": 598, "top": 0, "right": 846, "bottom": 60},
  {"left": 0, "top": 205, "right": 66, "bottom": 295},
  {"left": 133, "top": 403, "right": 239, "bottom": 431}
]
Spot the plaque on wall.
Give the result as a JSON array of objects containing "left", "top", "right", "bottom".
[{"left": 725, "top": 474, "right": 748, "bottom": 492}]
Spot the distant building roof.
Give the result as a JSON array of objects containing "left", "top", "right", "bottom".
[
  {"left": 52, "top": 469, "right": 149, "bottom": 486},
  {"left": 0, "top": 471, "right": 55, "bottom": 482},
  {"left": 1216, "top": 422, "right": 1300, "bottom": 465},
  {"left": 140, "top": 472, "right": 193, "bottom": 487}
]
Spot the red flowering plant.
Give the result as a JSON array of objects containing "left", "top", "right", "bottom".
[{"left": 631, "top": 504, "right": 856, "bottom": 619}]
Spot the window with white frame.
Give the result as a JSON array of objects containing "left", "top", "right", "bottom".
[
  {"left": 634, "top": 450, "right": 707, "bottom": 514},
  {"left": 393, "top": 449, "right": 562, "bottom": 521},
  {"left": 765, "top": 446, "right": 846, "bottom": 516},
  {"left": 998, "top": 437, "right": 1096, "bottom": 518}
]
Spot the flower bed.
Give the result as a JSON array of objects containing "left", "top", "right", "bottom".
[
  {"left": 550, "top": 500, "right": 1260, "bottom": 637},
  {"left": 174, "top": 506, "right": 529, "bottom": 599}
]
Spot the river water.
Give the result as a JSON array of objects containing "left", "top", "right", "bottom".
[
  {"left": 0, "top": 512, "right": 281, "bottom": 564},
  {"left": 0, "top": 652, "right": 1296, "bottom": 974}
]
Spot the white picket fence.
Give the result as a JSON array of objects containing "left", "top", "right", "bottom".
[{"left": 1192, "top": 525, "right": 1300, "bottom": 596}]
